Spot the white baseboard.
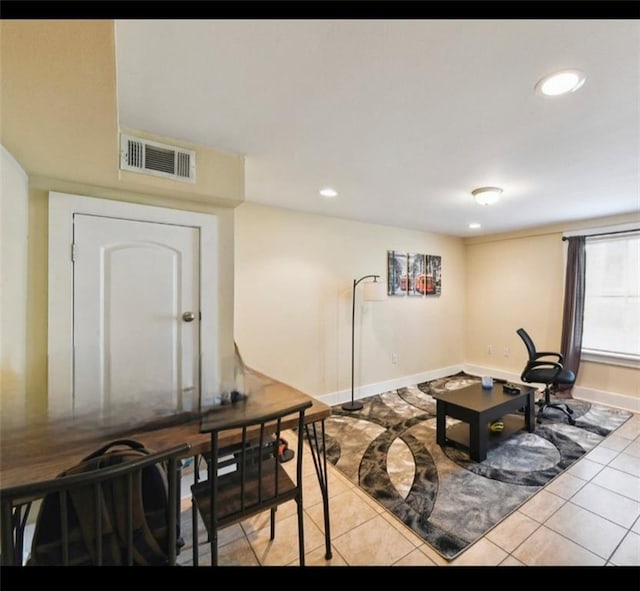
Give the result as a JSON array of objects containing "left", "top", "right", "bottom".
[
  {"left": 465, "top": 363, "right": 638, "bottom": 414},
  {"left": 571, "top": 386, "right": 640, "bottom": 414},
  {"left": 462, "top": 364, "right": 522, "bottom": 385},
  {"left": 317, "top": 364, "right": 639, "bottom": 415},
  {"left": 316, "top": 365, "right": 463, "bottom": 407}
]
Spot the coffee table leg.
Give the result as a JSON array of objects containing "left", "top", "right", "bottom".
[
  {"left": 525, "top": 391, "right": 535, "bottom": 432},
  {"left": 436, "top": 401, "right": 446, "bottom": 447},
  {"left": 469, "top": 419, "right": 487, "bottom": 462}
]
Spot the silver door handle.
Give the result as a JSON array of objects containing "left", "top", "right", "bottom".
[{"left": 182, "top": 311, "right": 195, "bottom": 322}]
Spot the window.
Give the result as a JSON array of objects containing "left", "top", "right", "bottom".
[{"left": 582, "top": 231, "right": 640, "bottom": 365}]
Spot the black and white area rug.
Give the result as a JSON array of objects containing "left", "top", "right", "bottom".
[{"left": 324, "top": 372, "right": 632, "bottom": 560}]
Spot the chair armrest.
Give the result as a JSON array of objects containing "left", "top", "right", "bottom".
[
  {"left": 523, "top": 360, "right": 563, "bottom": 380},
  {"left": 534, "top": 351, "right": 564, "bottom": 364}
]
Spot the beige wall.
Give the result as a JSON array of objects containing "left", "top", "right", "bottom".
[
  {"left": 235, "top": 203, "right": 639, "bottom": 408},
  {"left": 0, "top": 20, "right": 243, "bottom": 418},
  {"left": 2, "top": 19, "right": 637, "bottom": 420},
  {"left": 1, "top": 21, "right": 244, "bottom": 207},
  {"left": 234, "top": 202, "right": 466, "bottom": 399},
  {"left": 1, "top": 146, "right": 29, "bottom": 417},
  {"left": 464, "top": 213, "right": 640, "bottom": 405},
  {"left": 465, "top": 232, "right": 564, "bottom": 373}
]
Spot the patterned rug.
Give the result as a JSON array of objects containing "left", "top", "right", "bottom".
[{"left": 324, "top": 372, "right": 632, "bottom": 560}]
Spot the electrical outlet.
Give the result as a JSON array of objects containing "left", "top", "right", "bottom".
[
  {"left": 392, "top": 353, "right": 399, "bottom": 364},
  {"left": 503, "top": 346, "right": 510, "bottom": 357}
]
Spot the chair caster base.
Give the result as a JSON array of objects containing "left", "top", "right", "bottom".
[{"left": 537, "top": 410, "right": 576, "bottom": 426}]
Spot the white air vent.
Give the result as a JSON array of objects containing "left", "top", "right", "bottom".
[{"left": 120, "top": 134, "right": 196, "bottom": 183}]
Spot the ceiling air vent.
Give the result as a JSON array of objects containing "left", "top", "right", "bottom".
[{"left": 120, "top": 134, "right": 196, "bottom": 183}]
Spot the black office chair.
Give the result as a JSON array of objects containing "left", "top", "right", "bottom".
[{"left": 516, "top": 328, "right": 576, "bottom": 425}]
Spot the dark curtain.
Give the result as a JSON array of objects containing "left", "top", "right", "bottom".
[{"left": 558, "top": 236, "right": 586, "bottom": 396}]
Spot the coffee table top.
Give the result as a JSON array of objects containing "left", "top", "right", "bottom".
[{"left": 431, "top": 382, "right": 535, "bottom": 413}]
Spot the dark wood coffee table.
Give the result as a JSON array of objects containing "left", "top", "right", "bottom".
[{"left": 432, "top": 382, "right": 536, "bottom": 461}]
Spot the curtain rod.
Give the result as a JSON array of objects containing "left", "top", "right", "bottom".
[{"left": 562, "top": 228, "right": 640, "bottom": 241}]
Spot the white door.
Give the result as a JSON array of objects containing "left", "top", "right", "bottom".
[{"left": 73, "top": 214, "right": 200, "bottom": 416}]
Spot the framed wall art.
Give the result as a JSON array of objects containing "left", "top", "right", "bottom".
[
  {"left": 426, "top": 254, "right": 442, "bottom": 295},
  {"left": 408, "top": 253, "right": 426, "bottom": 296},
  {"left": 386, "top": 250, "right": 442, "bottom": 298},
  {"left": 387, "top": 250, "right": 407, "bottom": 296}
]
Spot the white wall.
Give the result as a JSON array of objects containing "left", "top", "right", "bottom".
[
  {"left": 1, "top": 145, "right": 29, "bottom": 416},
  {"left": 234, "top": 203, "right": 466, "bottom": 405}
]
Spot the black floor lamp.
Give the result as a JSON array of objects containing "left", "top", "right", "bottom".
[{"left": 342, "top": 274, "right": 386, "bottom": 412}]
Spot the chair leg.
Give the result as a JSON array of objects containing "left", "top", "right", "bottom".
[
  {"left": 270, "top": 507, "right": 276, "bottom": 541},
  {"left": 536, "top": 386, "right": 576, "bottom": 425},
  {"left": 214, "top": 537, "right": 219, "bottom": 566},
  {"left": 297, "top": 498, "right": 305, "bottom": 567},
  {"left": 191, "top": 497, "right": 199, "bottom": 567}
]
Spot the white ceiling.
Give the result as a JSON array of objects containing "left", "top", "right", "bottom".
[{"left": 115, "top": 19, "right": 639, "bottom": 237}]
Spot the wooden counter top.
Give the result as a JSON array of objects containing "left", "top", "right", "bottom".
[{"left": 0, "top": 368, "right": 330, "bottom": 489}]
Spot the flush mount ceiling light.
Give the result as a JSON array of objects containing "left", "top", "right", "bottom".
[
  {"left": 472, "top": 187, "right": 503, "bottom": 206},
  {"left": 535, "top": 69, "right": 586, "bottom": 97},
  {"left": 319, "top": 187, "right": 338, "bottom": 198},
  {"left": 468, "top": 223, "right": 482, "bottom": 229}
]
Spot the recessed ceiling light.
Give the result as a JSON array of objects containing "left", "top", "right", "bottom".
[
  {"left": 471, "top": 186, "right": 503, "bottom": 206},
  {"left": 319, "top": 187, "right": 338, "bottom": 198},
  {"left": 468, "top": 223, "right": 481, "bottom": 229},
  {"left": 535, "top": 69, "right": 586, "bottom": 97}
]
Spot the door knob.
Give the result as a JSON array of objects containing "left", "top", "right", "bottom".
[{"left": 182, "top": 311, "right": 195, "bottom": 322}]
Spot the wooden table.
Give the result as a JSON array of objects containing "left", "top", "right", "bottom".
[
  {"left": 432, "top": 382, "right": 535, "bottom": 461},
  {"left": 0, "top": 368, "right": 333, "bottom": 561}
]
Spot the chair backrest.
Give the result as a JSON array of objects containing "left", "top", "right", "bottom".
[
  {"left": 191, "top": 398, "right": 311, "bottom": 566},
  {"left": 209, "top": 401, "right": 309, "bottom": 526},
  {"left": 517, "top": 327, "right": 537, "bottom": 361},
  {"left": 0, "top": 442, "right": 190, "bottom": 566}
]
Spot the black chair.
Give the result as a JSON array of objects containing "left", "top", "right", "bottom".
[
  {"left": 191, "top": 400, "right": 310, "bottom": 566},
  {"left": 0, "top": 442, "right": 190, "bottom": 566},
  {"left": 516, "top": 328, "right": 576, "bottom": 425}
]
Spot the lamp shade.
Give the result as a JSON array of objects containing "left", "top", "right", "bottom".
[{"left": 363, "top": 280, "right": 386, "bottom": 301}]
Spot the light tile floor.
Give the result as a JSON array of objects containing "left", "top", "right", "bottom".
[{"left": 178, "top": 410, "right": 640, "bottom": 568}]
